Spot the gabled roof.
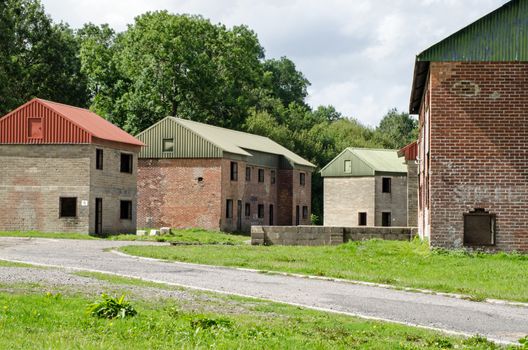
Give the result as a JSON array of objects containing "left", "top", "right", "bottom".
[
  {"left": 409, "top": 0, "right": 528, "bottom": 113},
  {"left": 0, "top": 98, "right": 144, "bottom": 146},
  {"left": 137, "top": 116, "right": 315, "bottom": 168},
  {"left": 320, "top": 148, "right": 406, "bottom": 177},
  {"left": 37, "top": 99, "right": 145, "bottom": 146},
  {"left": 398, "top": 141, "right": 418, "bottom": 162}
]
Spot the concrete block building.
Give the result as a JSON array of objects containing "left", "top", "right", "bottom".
[
  {"left": 409, "top": 0, "right": 528, "bottom": 251},
  {"left": 0, "top": 98, "right": 144, "bottom": 235},
  {"left": 321, "top": 148, "right": 408, "bottom": 227},
  {"left": 136, "top": 117, "right": 315, "bottom": 232},
  {"left": 398, "top": 141, "right": 418, "bottom": 227}
]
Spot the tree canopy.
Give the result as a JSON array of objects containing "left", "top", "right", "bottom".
[{"left": 0, "top": 0, "right": 418, "bottom": 222}]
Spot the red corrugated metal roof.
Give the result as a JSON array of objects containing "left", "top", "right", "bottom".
[
  {"left": 0, "top": 98, "right": 144, "bottom": 146},
  {"left": 37, "top": 99, "right": 145, "bottom": 146},
  {"left": 398, "top": 141, "right": 418, "bottom": 161}
]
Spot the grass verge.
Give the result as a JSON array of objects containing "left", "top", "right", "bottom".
[
  {"left": 119, "top": 238, "right": 528, "bottom": 302},
  {"left": 0, "top": 283, "right": 510, "bottom": 349},
  {"left": 0, "top": 259, "right": 38, "bottom": 268},
  {"left": 0, "top": 231, "right": 97, "bottom": 240}
]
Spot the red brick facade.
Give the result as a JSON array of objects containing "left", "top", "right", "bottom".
[
  {"left": 138, "top": 158, "right": 312, "bottom": 232},
  {"left": 418, "top": 62, "right": 528, "bottom": 251}
]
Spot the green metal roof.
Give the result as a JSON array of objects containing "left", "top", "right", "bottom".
[
  {"left": 410, "top": 0, "right": 528, "bottom": 113},
  {"left": 320, "top": 148, "right": 407, "bottom": 177},
  {"left": 137, "top": 117, "right": 315, "bottom": 168}
]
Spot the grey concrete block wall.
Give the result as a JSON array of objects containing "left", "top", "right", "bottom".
[
  {"left": 375, "top": 175, "right": 408, "bottom": 227},
  {"left": 251, "top": 225, "right": 415, "bottom": 246},
  {"left": 323, "top": 177, "right": 375, "bottom": 226}
]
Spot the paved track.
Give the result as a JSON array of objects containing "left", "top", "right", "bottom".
[{"left": 0, "top": 237, "right": 526, "bottom": 344}]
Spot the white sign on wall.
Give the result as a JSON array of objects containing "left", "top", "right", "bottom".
[{"left": 81, "top": 200, "right": 88, "bottom": 207}]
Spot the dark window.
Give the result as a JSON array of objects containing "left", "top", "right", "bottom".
[
  {"left": 344, "top": 160, "right": 352, "bottom": 173},
  {"left": 269, "top": 205, "right": 274, "bottom": 225},
  {"left": 120, "top": 153, "right": 133, "bottom": 173},
  {"left": 464, "top": 209, "right": 495, "bottom": 246},
  {"left": 258, "top": 169, "right": 264, "bottom": 182},
  {"left": 162, "top": 138, "right": 174, "bottom": 152},
  {"left": 28, "top": 118, "right": 43, "bottom": 138},
  {"left": 120, "top": 200, "right": 132, "bottom": 220},
  {"left": 226, "top": 199, "right": 233, "bottom": 218},
  {"left": 300, "top": 173, "right": 306, "bottom": 186},
  {"left": 230, "top": 162, "right": 238, "bottom": 181},
  {"left": 271, "top": 170, "right": 276, "bottom": 184},
  {"left": 96, "top": 149, "right": 103, "bottom": 170},
  {"left": 59, "top": 197, "right": 77, "bottom": 218},
  {"left": 358, "top": 212, "right": 367, "bottom": 226},
  {"left": 382, "top": 212, "right": 391, "bottom": 227},
  {"left": 245, "top": 203, "right": 251, "bottom": 217},
  {"left": 245, "top": 167, "right": 251, "bottom": 181},
  {"left": 302, "top": 206, "right": 308, "bottom": 219},
  {"left": 382, "top": 177, "right": 391, "bottom": 193},
  {"left": 258, "top": 204, "right": 264, "bottom": 218}
]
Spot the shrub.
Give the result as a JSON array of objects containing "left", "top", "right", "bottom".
[{"left": 87, "top": 294, "right": 137, "bottom": 319}]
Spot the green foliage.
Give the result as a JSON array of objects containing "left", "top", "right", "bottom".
[
  {"left": 373, "top": 108, "right": 418, "bottom": 149},
  {"left": 87, "top": 294, "right": 137, "bottom": 319},
  {"left": 310, "top": 214, "right": 320, "bottom": 225},
  {"left": 519, "top": 336, "right": 528, "bottom": 349}
]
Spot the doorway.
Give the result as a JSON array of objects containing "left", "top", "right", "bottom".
[
  {"left": 95, "top": 198, "right": 103, "bottom": 235},
  {"left": 295, "top": 205, "right": 300, "bottom": 226},
  {"left": 237, "top": 200, "right": 242, "bottom": 232},
  {"left": 269, "top": 204, "right": 274, "bottom": 225}
]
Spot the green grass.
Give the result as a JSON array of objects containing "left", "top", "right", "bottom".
[
  {"left": 0, "top": 289, "right": 509, "bottom": 349},
  {"left": 0, "top": 231, "right": 98, "bottom": 240},
  {"left": 0, "top": 259, "right": 37, "bottom": 268},
  {"left": 73, "top": 271, "right": 178, "bottom": 291},
  {"left": 120, "top": 238, "right": 528, "bottom": 302},
  {"left": 0, "top": 229, "right": 247, "bottom": 245},
  {"left": 108, "top": 228, "right": 248, "bottom": 245}
]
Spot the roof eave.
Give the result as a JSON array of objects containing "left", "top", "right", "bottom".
[{"left": 409, "top": 60, "right": 430, "bottom": 115}]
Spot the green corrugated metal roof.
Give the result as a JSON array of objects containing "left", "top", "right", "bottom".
[
  {"left": 320, "top": 148, "right": 406, "bottom": 177},
  {"left": 417, "top": 0, "right": 528, "bottom": 62},
  {"left": 137, "top": 116, "right": 315, "bottom": 168}
]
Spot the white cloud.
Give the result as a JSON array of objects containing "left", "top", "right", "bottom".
[{"left": 42, "top": 0, "right": 509, "bottom": 125}]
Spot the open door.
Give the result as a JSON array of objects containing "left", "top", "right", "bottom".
[{"left": 95, "top": 198, "right": 102, "bottom": 235}]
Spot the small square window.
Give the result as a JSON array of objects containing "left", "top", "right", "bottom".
[
  {"left": 60, "top": 197, "right": 77, "bottom": 218},
  {"left": 162, "top": 138, "right": 174, "bottom": 152},
  {"left": 245, "top": 167, "right": 251, "bottom": 182},
  {"left": 120, "top": 200, "right": 132, "bottom": 220},
  {"left": 302, "top": 206, "right": 308, "bottom": 219},
  {"left": 120, "top": 154, "right": 133, "bottom": 173},
  {"left": 230, "top": 162, "right": 238, "bottom": 181},
  {"left": 28, "top": 118, "right": 43, "bottom": 139},
  {"left": 382, "top": 212, "right": 391, "bottom": 227},
  {"left": 245, "top": 203, "right": 251, "bottom": 217},
  {"left": 96, "top": 149, "right": 103, "bottom": 170},
  {"left": 358, "top": 212, "right": 367, "bottom": 226},
  {"left": 344, "top": 160, "right": 352, "bottom": 173},
  {"left": 226, "top": 199, "right": 233, "bottom": 218},
  {"left": 258, "top": 169, "right": 264, "bottom": 183},
  {"left": 271, "top": 170, "right": 276, "bottom": 184},
  {"left": 300, "top": 173, "right": 306, "bottom": 186},
  {"left": 258, "top": 204, "right": 264, "bottom": 219},
  {"left": 382, "top": 177, "right": 391, "bottom": 193}
]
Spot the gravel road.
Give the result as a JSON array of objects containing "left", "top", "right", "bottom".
[{"left": 0, "top": 237, "right": 526, "bottom": 344}]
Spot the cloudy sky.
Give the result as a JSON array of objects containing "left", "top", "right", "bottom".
[{"left": 42, "top": 0, "right": 507, "bottom": 126}]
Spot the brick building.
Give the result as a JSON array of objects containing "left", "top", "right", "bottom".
[
  {"left": 409, "top": 0, "right": 528, "bottom": 251},
  {"left": 136, "top": 117, "right": 315, "bottom": 232},
  {"left": 321, "top": 148, "right": 408, "bottom": 227},
  {"left": 0, "top": 98, "right": 144, "bottom": 235}
]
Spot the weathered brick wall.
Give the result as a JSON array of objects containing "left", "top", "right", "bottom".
[
  {"left": 220, "top": 159, "right": 280, "bottom": 232},
  {"left": 323, "top": 177, "right": 375, "bottom": 226},
  {"left": 90, "top": 140, "right": 139, "bottom": 234},
  {"left": 425, "top": 62, "right": 528, "bottom": 251},
  {"left": 137, "top": 158, "right": 222, "bottom": 230},
  {"left": 406, "top": 162, "right": 418, "bottom": 227},
  {"left": 251, "top": 225, "right": 415, "bottom": 246},
  {"left": 0, "top": 145, "right": 91, "bottom": 233},
  {"left": 277, "top": 169, "right": 293, "bottom": 225},
  {"left": 291, "top": 169, "right": 312, "bottom": 225},
  {"left": 374, "top": 175, "right": 407, "bottom": 226}
]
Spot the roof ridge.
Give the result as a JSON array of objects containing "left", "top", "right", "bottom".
[
  {"left": 36, "top": 98, "right": 95, "bottom": 113},
  {"left": 171, "top": 116, "right": 272, "bottom": 140},
  {"left": 347, "top": 147, "right": 399, "bottom": 152}
]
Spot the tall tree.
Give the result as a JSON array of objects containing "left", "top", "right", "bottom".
[
  {"left": 373, "top": 108, "right": 418, "bottom": 149},
  {"left": 0, "top": 0, "right": 87, "bottom": 115},
  {"left": 262, "top": 57, "right": 310, "bottom": 108}
]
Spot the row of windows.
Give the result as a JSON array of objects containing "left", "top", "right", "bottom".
[
  {"left": 95, "top": 149, "right": 133, "bottom": 174},
  {"left": 356, "top": 212, "right": 392, "bottom": 227},
  {"left": 231, "top": 162, "right": 306, "bottom": 186},
  {"left": 226, "top": 199, "right": 308, "bottom": 221},
  {"left": 59, "top": 197, "right": 132, "bottom": 220}
]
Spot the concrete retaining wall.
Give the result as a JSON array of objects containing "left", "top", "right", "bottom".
[{"left": 251, "top": 225, "right": 417, "bottom": 246}]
